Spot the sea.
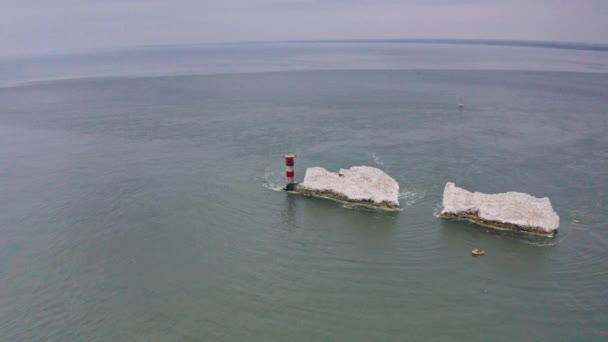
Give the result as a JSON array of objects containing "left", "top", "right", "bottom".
[{"left": 1, "top": 41, "right": 607, "bottom": 340}]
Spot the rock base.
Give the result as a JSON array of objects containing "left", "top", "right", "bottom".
[
  {"left": 439, "top": 211, "right": 556, "bottom": 237},
  {"left": 293, "top": 185, "right": 400, "bottom": 210}
]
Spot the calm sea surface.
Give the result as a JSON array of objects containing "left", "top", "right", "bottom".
[{"left": 1, "top": 43, "right": 607, "bottom": 340}]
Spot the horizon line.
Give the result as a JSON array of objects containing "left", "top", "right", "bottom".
[
  {"left": 4, "top": 37, "right": 607, "bottom": 61},
  {"left": 137, "top": 38, "right": 608, "bottom": 51}
]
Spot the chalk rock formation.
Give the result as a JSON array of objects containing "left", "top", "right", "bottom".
[
  {"left": 294, "top": 166, "right": 400, "bottom": 209},
  {"left": 440, "top": 182, "right": 559, "bottom": 236}
]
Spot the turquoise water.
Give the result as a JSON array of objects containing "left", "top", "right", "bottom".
[{"left": 1, "top": 43, "right": 607, "bottom": 340}]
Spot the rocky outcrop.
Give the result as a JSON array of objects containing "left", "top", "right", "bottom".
[
  {"left": 293, "top": 166, "right": 400, "bottom": 209},
  {"left": 439, "top": 182, "right": 559, "bottom": 236}
]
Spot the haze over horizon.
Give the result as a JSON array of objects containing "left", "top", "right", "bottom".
[{"left": 2, "top": 0, "right": 608, "bottom": 59}]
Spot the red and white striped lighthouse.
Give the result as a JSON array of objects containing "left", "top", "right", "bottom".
[{"left": 284, "top": 154, "right": 296, "bottom": 190}]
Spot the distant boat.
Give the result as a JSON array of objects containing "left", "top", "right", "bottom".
[
  {"left": 472, "top": 249, "right": 485, "bottom": 256},
  {"left": 457, "top": 98, "right": 464, "bottom": 109}
]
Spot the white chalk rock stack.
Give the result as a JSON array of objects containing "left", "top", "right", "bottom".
[
  {"left": 440, "top": 182, "right": 559, "bottom": 236},
  {"left": 294, "top": 166, "right": 400, "bottom": 209}
]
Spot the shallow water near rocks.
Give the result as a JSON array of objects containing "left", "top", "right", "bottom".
[{"left": 1, "top": 43, "right": 607, "bottom": 340}]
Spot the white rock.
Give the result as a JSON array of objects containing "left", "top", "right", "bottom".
[
  {"left": 440, "top": 182, "right": 559, "bottom": 236},
  {"left": 294, "top": 166, "right": 400, "bottom": 209}
]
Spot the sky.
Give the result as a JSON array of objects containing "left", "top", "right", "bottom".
[{"left": 1, "top": 0, "right": 607, "bottom": 58}]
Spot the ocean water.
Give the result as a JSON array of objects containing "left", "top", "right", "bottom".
[{"left": 1, "top": 42, "right": 607, "bottom": 340}]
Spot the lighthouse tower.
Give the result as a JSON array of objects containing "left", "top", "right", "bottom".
[{"left": 284, "top": 154, "right": 296, "bottom": 190}]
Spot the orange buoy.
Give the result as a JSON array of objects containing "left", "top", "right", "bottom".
[{"left": 472, "top": 249, "right": 485, "bottom": 256}]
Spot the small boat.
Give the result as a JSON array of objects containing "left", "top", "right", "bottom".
[
  {"left": 472, "top": 249, "right": 485, "bottom": 256},
  {"left": 458, "top": 98, "right": 464, "bottom": 109}
]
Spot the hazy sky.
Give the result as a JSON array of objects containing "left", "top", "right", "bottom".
[{"left": 1, "top": 0, "right": 607, "bottom": 58}]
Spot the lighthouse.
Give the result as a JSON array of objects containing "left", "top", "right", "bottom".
[{"left": 284, "top": 154, "right": 296, "bottom": 190}]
